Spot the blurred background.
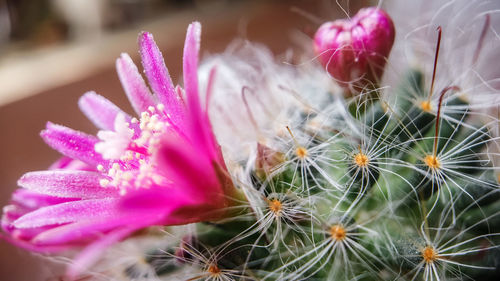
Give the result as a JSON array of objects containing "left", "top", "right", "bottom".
[{"left": 0, "top": 0, "right": 369, "bottom": 279}]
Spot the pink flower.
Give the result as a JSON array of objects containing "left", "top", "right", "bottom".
[
  {"left": 313, "top": 7, "right": 395, "bottom": 89},
  {"left": 1, "top": 22, "right": 239, "bottom": 278}
]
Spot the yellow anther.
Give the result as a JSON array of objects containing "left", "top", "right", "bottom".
[
  {"left": 329, "top": 225, "right": 347, "bottom": 241},
  {"left": 99, "top": 179, "right": 110, "bottom": 187},
  {"left": 97, "top": 164, "right": 104, "bottom": 172}
]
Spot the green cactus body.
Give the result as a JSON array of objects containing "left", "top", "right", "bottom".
[{"left": 133, "top": 65, "right": 500, "bottom": 281}]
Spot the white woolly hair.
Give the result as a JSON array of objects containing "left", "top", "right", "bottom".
[
  {"left": 198, "top": 40, "right": 339, "bottom": 165},
  {"left": 383, "top": 0, "right": 500, "bottom": 108}
]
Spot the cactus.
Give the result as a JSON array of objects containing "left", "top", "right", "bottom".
[{"left": 2, "top": 2, "right": 500, "bottom": 281}]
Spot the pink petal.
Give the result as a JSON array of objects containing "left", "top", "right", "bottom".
[
  {"left": 183, "top": 22, "right": 202, "bottom": 120},
  {"left": 156, "top": 137, "right": 220, "bottom": 199},
  {"left": 41, "top": 122, "right": 109, "bottom": 167},
  {"left": 65, "top": 227, "right": 141, "bottom": 280},
  {"left": 0, "top": 233, "right": 69, "bottom": 254},
  {"left": 32, "top": 209, "right": 163, "bottom": 245},
  {"left": 120, "top": 187, "right": 214, "bottom": 225},
  {"left": 11, "top": 189, "right": 76, "bottom": 210},
  {"left": 139, "top": 32, "right": 184, "bottom": 123},
  {"left": 182, "top": 22, "right": 218, "bottom": 159},
  {"left": 13, "top": 198, "right": 120, "bottom": 229},
  {"left": 116, "top": 53, "right": 156, "bottom": 115},
  {"left": 18, "top": 171, "right": 118, "bottom": 199},
  {"left": 49, "top": 157, "right": 95, "bottom": 171},
  {"left": 78, "top": 92, "right": 130, "bottom": 131}
]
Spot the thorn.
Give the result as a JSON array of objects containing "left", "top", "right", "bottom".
[
  {"left": 429, "top": 26, "right": 442, "bottom": 101},
  {"left": 472, "top": 14, "right": 491, "bottom": 65}
]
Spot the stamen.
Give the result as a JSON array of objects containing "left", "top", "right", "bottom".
[{"left": 96, "top": 107, "right": 170, "bottom": 193}]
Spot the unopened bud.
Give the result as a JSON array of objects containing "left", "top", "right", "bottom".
[{"left": 313, "top": 7, "right": 395, "bottom": 89}]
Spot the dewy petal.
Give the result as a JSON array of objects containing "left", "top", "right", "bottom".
[
  {"left": 13, "top": 198, "right": 120, "bottom": 229},
  {"left": 116, "top": 53, "right": 156, "bottom": 115},
  {"left": 156, "top": 137, "right": 219, "bottom": 199},
  {"left": 11, "top": 189, "right": 75, "bottom": 210},
  {"left": 182, "top": 22, "right": 219, "bottom": 161},
  {"left": 139, "top": 32, "right": 184, "bottom": 124},
  {"left": 32, "top": 208, "right": 164, "bottom": 246},
  {"left": 49, "top": 157, "right": 94, "bottom": 171},
  {"left": 0, "top": 233, "right": 70, "bottom": 254},
  {"left": 18, "top": 171, "right": 118, "bottom": 199},
  {"left": 120, "top": 187, "right": 216, "bottom": 225},
  {"left": 78, "top": 92, "right": 130, "bottom": 131},
  {"left": 41, "top": 122, "right": 109, "bottom": 167},
  {"left": 183, "top": 22, "right": 202, "bottom": 120}
]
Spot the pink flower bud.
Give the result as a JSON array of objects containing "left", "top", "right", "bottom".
[{"left": 313, "top": 7, "right": 395, "bottom": 89}]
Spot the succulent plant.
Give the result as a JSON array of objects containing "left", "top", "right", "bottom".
[{"left": 2, "top": 1, "right": 500, "bottom": 280}]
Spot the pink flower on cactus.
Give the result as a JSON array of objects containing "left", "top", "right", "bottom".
[
  {"left": 1, "top": 22, "right": 238, "bottom": 277},
  {"left": 313, "top": 7, "right": 395, "bottom": 89}
]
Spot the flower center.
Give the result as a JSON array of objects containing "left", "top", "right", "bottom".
[
  {"left": 424, "top": 155, "right": 440, "bottom": 170},
  {"left": 330, "top": 225, "right": 347, "bottom": 241},
  {"left": 422, "top": 246, "right": 438, "bottom": 264},
  {"left": 97, "top": 104, "right": 170, "bottom": 194}
]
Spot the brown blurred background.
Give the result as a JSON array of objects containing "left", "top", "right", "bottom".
[{"left": 0, "top": 0, "right": 369, "bottom": 280}]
